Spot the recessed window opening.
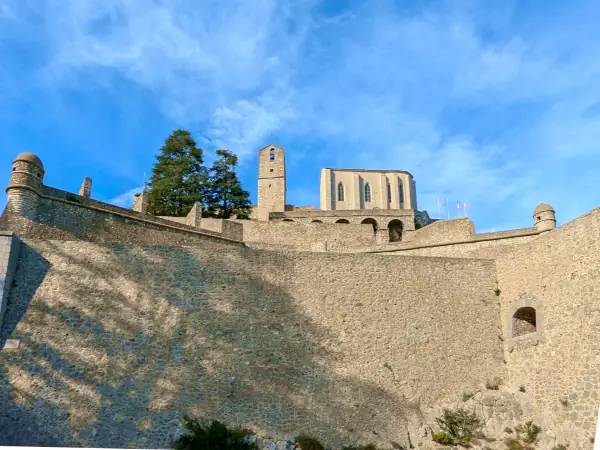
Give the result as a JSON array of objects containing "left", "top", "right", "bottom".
[{"left": 513, "top": 307, "right": 537, "bottom": 337}]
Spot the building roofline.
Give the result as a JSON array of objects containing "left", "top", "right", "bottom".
[{"left": 323, "top": 168, "right": 414, "bottom": 177}]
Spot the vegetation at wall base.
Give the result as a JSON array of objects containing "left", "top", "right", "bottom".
[
  {"left": 515, "top": 421, "right": 542, "bottom": 444},
  {"left": 432, "top": 407, "right": 483, "bottom": 446},
  {"left": 295, "top": 434, "right": 325, "bottom": 450},
  {"left": 341, "top": 444, "right": 379, "bottom": 450},
  {"left": 503, "top": 421, "right": 542, "bottom": 450},
  {"left": 170, "top": 415, "right": 259, "bottom": 450}
]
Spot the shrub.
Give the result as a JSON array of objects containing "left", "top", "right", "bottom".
[
  {"left": 342, "top": 445, "right": 379, "bottom": 450},
  {"left": 432, "top": 432, "right": 455, "bottom": 446},
  {"left": 170, "top": 415, "right": 259, "bottom": 450},
  {"left": 295, "top": 435, "right": 325, "bottom": 450},
  {"left": 521, "top": 421, "right": 542, "bottom": 444},
  {"left": 519, "top": 386, "right": 526, "bottom": 393},
  {"left": 494, "top": 288, "right": 501, "bottom": 296},
  {"left": 486, "top": 377, "right": 501, "bottom": 390},
  {"left": 462, "top": 392, "right": 474, "bottom": 402},
  {"left": 504, "top": 427, "right": 513, "bottom": 434},
  {"left": 433, "top": 407, "right": 482, "bottom": 446},
  {"left": 505, "top": 437, "right": 534, "bottom": 450}
]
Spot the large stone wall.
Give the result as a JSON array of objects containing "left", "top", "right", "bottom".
[
  {"left": 0, "top": 237, "right": 502, "bottom": 448},
  {"left": 496, "top": 206, "right": 600, "bottom": 439},
  {"left": 409, "top": 218, "right": 475, "bottom": 244},
  {"left": 238, "top": 220, "right": 377, "bottom": 251}
]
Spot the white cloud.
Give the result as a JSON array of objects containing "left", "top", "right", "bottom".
[
  {"left": 108, "top": 186, "right": 144, "bottom": 209},
  {"left": 3, "top": 0, "right": 600, "bottom": 230}
]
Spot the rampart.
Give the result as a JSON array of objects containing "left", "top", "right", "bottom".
[
  {"left": 0, "top": 186, "right": 244, "bottom": 248},
  {"left": 496, "top": 205, "right": 600, "bottom": 434},
  {"left": 0, "top": 232, "right": 502, "bottom": 448},
  {"left": 411, "top": 217, "right": 475, "bottom": 244},
  {"left": 237, "top": 220, "right": 376, "bottom": 251},
  {"left": 358, "top": 217, "right": 543, "bottom": 259},
  {"left": 200, "top": 218, "right": 244, "bottom": 242}
]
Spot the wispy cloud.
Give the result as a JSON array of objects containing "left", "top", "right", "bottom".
[
  {"left": 1, "top": 0, "right": 600, "bottom": 230},
  {"left": 108, "top": 186, "right": 144, "bottom": 209}
]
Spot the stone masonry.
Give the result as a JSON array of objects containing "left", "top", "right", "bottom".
[{"left": 0, "top": 150, "right": 598, "bottom": 450}]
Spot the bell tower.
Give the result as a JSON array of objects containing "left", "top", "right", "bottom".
[{"left": 257, "top": 144, "right": 286, "bottom": 221}]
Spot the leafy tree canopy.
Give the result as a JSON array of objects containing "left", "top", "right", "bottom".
[
  {"left": 205, "top": 149, "right": 252, "bottom": 219},
  {"left": 147, "top": 130, "right": 251, "bottom": 219},
  {"left": 147, "top": 129, "right": 208, "bottom": 216}
]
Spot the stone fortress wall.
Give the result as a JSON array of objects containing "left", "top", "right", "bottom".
[
  {"left": 497, "top": 205, "right": 600, "bottom": 435},
  {"left": 0, "top": 151, "right": 599, "bottom": 449}
]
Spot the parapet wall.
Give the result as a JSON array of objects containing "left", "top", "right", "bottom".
[
  {"left": 361, "top": 220, "right": 542, "bottom": 259},
  {"left": 410, "top": 217, "right": 475, "bottom": 244},
  {"left": 0, "top": 237, "right": 503, "bottom": 448},
  {"left": 200, "top": 218, "right": 244, "bottom": 242},
  {"left": 237, "top": 220, "right": 376, "bottom": 251},
  {"left": 496, "top": 205, "right": 600, "bottom": 436},
  {"left": 0, "top": 190, "right": 244, "bottom": 249}
]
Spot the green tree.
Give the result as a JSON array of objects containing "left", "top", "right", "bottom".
[
  {"left": 147, "top": 129, "right": 208, "bottom": 216},
  {"left": 205, "top": 149, "right": 251, "bottom": 219}
]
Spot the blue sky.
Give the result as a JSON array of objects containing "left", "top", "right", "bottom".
[{"left": 1, "top": 0, "right": 599, "bottom": 232}]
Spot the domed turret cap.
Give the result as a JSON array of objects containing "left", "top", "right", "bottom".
[
  {"left": 534, "top": 203, "right": 554, "bottom": 215},
  {"left": 14, "top": 152, "right": 44, "bottom": 171}
]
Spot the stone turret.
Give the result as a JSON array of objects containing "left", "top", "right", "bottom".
[
  {"left": 533, "top": 203, "right": 556, "bottom": 232},
  {"left": 78, "top": 177, "right": 93, "bottom": 199},
  {"left": 133, "top": 191, "right": 149, "bottom": 214},
  {"left": 6, "top": 152, "right": 45, "bottom": 220}
]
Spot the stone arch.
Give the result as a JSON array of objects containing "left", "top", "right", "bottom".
[
  {"left": 387, "top": 219, "right": 403, "bottom": 242},
  {"left": 311, "top": 219, "right": 323, "bottom": 223},
  {"left": 512, "top": 307, "right": 537, "bottom": 337},
  {"left": 282, "top": 218, "right": 294, "bottom": 222},
  {"left": 335, "top": 219, "right": 350, "bottom": 224},
  {"left": 505, "top": 298, "right": 544, "bottom": 345},
  {"left": 361, "top": 217, "right": 378, "bottom": 233}
]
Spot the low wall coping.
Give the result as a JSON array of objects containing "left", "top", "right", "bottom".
[
  {"left": 40, "top": 194, "right": 246, "bottom": 245},
  {"left": 364, "top": 229, "right": 541, "bottom": 253}
]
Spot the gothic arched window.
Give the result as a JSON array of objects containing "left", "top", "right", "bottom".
[
  {"left": 365, "top": 183, "right": 371, "bottom": 202},
  {"left": 269, "top": 148, "right": 275, "bottom": 162},
  {"left": 338, "top": 182, "right": 345, "bottom": 201},
  {"left": 398, "top": 180, "right": 404, "bottom": 204}
]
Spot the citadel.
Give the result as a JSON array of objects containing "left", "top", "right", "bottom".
[{"left": 0, "top": 146, "right": 598, "bottom": 449}]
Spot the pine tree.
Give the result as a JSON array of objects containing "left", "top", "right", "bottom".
[
  {"left": 205, "top": 149, "right": 251, "bottom": 219},
  {"left": 147, "top": 130, "right": 208, "bottom": 216}
]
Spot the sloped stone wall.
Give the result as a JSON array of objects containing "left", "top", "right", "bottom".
[{"left": 0, "top": 239, "right": 502, "bottom": 448}]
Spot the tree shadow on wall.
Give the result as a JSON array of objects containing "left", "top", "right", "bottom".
[
  {"left": 0, "top": 239, "right": 426, "bottom": 449},
  {"left": 0, "top": 241, "right": 80, "bottom": 446}
]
